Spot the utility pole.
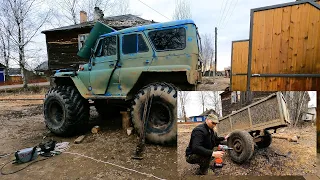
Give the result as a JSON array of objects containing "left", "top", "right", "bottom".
[{"left": 215, "top": 27, "right": 217, "bottom": 76}]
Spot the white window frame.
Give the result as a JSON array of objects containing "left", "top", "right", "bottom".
[{"left": 78, "top": 33, "right": 90, "bottom": 50}]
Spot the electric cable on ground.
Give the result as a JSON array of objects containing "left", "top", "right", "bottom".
[
  {"left": 63, "top": 152, "right": 165, "bottom": 180},
  {"left": 0, "top": 158, "right": 49, "bottom": 175}
]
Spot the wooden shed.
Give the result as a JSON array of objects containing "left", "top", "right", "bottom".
[
  {"left": 231, "top": 1, "right": 320, "bottom": 91},
  {"left": 41, "top": 14, "right": 153, "bottom": 71}
]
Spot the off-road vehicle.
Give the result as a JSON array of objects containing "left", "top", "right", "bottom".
[{"left": 43, "top": 20, "right": 202, "bottom": 144}]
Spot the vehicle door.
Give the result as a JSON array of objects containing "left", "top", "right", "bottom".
[
  {"left": 89, "top": 35, "right": 118, "bottom": 95},
  {"left": 117, "top": 33, "right": 153, "bottom": 94}
]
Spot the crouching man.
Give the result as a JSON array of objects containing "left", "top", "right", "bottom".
[{"left": 185, "top": 114, "right": 228, "bottom": 175}]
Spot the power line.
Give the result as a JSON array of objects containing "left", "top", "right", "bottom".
[
  {"left": 219, "top": 0, "right": 233, "bottom": 28},
  {"left": 217, "top": 0, "right": 230, "bottom": 27},
  {"left": 136, "top": 0, "right": 170, "bottom": 20},
  {"left": 216, "top": 0, "right": 225, "bottom": 27},
  {"left": 221, "top": 0, "right": 239, "bottom": 30}
]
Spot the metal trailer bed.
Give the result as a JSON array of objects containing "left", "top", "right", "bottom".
[{"left": 217, "top": 92, "right": 291, "bottom": 164}]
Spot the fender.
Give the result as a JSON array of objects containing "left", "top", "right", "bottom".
[{"left": 54, "top": 71, "right": 91, "bottom": 99}]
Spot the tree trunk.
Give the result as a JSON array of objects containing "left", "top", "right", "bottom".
[
  {"left": 20, "top": 15, "right": 27, "bottom": 88},
  {"left": 182, "top": 106, "right": 186, "bottom": 122},
  {"left": 294, "top": 92, "right": 306, "bottom": 127},
  {"left": 5, "top": 32, "right": 9, "bottom": 81}
]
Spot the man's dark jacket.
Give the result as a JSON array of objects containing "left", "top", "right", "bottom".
[{"left": 185, "top": 123, "right": 225, "bottom": 157}]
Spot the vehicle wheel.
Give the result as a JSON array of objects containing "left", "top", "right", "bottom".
[
  {"left": 131, "top": 83, "right": 177, "bottom": 145},
  {"left": 94, "top": 100, "right": 121, "bottom": 119},
  {"left": 43, "top": 85, "right": 89, "bottom": 136},
  {"left": 227, "top": 130, "right": 254, "bottom": 164},
  {"left": 256, "top": 130, "right": 272, "bottom": 148}
]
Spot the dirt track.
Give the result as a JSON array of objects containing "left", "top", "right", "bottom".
[
  {"left": 178, "top": 123, "right": 318, "bottom": 178},
  {"left": 0, "top": 91, "right": 177, "bottom": 180},
  {"left": 197, "top": 76, "right": 230, "bottom": 91}
]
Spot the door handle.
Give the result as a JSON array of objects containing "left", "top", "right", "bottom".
[{"left": 145, "top": 60, "right": 150, "bottom": 64}]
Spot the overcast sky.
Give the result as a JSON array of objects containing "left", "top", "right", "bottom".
[
  {"left": 179, "top": 91, "right": 317, "bottom": 117},
  {"left": 128, "top": 0, "right": 293, "bottom": 71},
  {"left": 26, "top": 0, "right": 295, "bottom": 70}
]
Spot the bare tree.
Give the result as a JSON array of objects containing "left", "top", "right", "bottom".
[
  {"left": 198, "top": 91, "right": 208, "bottom": 113},
  {"left": 0, "top": 20, "right": 12, "bottom": 80},
  {"left": 51, "top": 0, "right": 130, "bottom": 26},
  {"left": 178, "top": 91, "right": 190, "bottom": 122},
  {"left": 55, "top": 0, "right": 78, "bottom": 25},
  {"left": 207, "top": 91, "right": 222, "bottom": 117},
  {"left": 111, "top": 0, "right": 130, "bottom": 16},
  {"left": 283, "top": 91, "right": 310, "bottom": 127},
  {"left": 172, "top": 0, "right": 192, "bottom": 20},
  {"left": 201, "top": 33, "right": 214, "bottom": 74},
  {"left": 0, "top": 0, "right": 50, "bottom": 88}
]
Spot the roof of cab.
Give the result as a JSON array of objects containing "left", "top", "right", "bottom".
[{"left": 100, "top": 19, "right": 195, "bottom": 37}]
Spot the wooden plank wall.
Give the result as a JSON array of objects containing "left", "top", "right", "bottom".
[
  {"left": 45, "top": 28, "right": 92, "bottom": 70},
  {"left": 249, "top": 3, "right": 320, "bottom": 91},
  {"left": 231, "top": 41, "right": 249, "bottom": 91}
]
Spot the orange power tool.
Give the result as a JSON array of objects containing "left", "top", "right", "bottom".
[{"left": 214, "top": 145, "right": 233, "bottom": 168}]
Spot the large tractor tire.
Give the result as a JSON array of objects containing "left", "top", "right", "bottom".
[
  {"left": 227, "top": 130, "right": 254, "bottom": 164},
  {"left": 43, "top": 85, "right": 89, "bottom": 136},
  {"left": 256, "top": 130, "right": 272, "bottom": 148},
  {"left": 131, "top": 83, "right": 177, "bottom": 145}
]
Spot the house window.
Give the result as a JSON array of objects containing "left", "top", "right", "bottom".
[
  {"left": 78, "top": 34, "right": 89, "bottom": 50},
  {"left": 95, "top": 36, "right": 117, "bottom": 57},
  {"left": 122, "top": 34, "right": 149, "bottom": 54},
  {"left": 148, "top": 27, "right": 186, "bottom": 51}
]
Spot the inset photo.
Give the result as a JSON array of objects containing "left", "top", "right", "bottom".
[{"left": 177, "top": 91, "right": 317, "bottom": 177}]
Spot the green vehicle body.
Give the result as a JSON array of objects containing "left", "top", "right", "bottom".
[{"left": 53, "top": 19, "right": 202, "bottom": 99}]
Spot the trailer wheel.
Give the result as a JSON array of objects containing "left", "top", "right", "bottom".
[
  {"left": 227, "top": 130, "right": 254, "bottom": 164},
  {"left": 43, "top": 85, "right": 89, "bottom": 136},
  {"left": 131, "top": 83, "right": 177, "bottom": 145},
  {"left": 256, "top": 130, "right": 272, "bottom": 148}
]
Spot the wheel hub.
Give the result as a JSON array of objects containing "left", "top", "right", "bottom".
[
  {"left": 48, "top": 100, "right": 64, "bottom": 126},
  {"left": 233, "top": 139, "right": 243, "bottom": 153},
  {"left": 149, "top": 101, "right": 171, "bottom": 130}
]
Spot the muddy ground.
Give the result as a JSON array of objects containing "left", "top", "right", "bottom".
[
  {"left": 0, "top": 90, "right": 177, "bottom": 180},
  {"left": 178, "top": 123, "right": 319, "bottom": 179},
  {"left": 197, "top": 76, "right": 230, "bottom": 91}
]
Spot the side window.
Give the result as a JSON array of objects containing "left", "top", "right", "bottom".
[
  {"left": 122, "top": 34, "right": 149, "bottom": 54},
  {"left": 148, "top": 27, "right": 186, "bottom": 51},
  {"left": 138, "top": 35, "right": 148, "bottom": 52},
  {"left": 95, "top": 36, "right": 117, "bottom": 57}
]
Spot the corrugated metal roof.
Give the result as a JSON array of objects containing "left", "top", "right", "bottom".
[
  {"left": 34, "top": 61, "right": 48, "bottom": 71},
  {"left": 42, "top": 14, "right": 154, "bottom": 33}
]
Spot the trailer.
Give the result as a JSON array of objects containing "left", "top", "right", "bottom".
[{"left": 217, "top": 92, "right": 291, "bottom": 164}]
